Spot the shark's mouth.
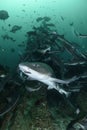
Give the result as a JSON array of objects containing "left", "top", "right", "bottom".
[
  {"left": 18, "top": 64, "right": 32, "bottom": 80},
  {"left": 18, "top": 68, "right": 29, "bottom": 81}
]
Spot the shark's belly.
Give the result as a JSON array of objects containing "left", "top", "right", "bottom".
[{"left": 39, "top": 77, "right": 55, "bottom": 87}]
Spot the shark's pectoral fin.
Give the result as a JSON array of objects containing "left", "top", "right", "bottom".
[
  {"left": 47, "top": 85, "right": 54, "bottom": 90},
  {"left": 48, "top": 85, "right": 70, "bottom": 97},
  {"left": 58, "top": 89, "right": 71, "bottom": 97}
]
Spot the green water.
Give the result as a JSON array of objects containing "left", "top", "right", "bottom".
[{"left": 0, "top": 0, "right": 87, "bottom": 71}]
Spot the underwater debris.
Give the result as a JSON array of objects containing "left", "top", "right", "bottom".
[
  {"left": 0, "top": 79, "right": 20, "bottom": 117},
  {"left": 66, "top": 86, "right": 87, "bottom": 130},
  {"left": 0, "top": 94, "right": 20, "bottom": 117},
  {"left": 1, "top": 34, "right": 16, "bottom": 42},
  {"left": 67, "top": 112, "right": 87, "bottom": 130},
  {"left": 25, "top": 20, "right": 57, "bottom": 59},
  {"left": 50, "top": 33, "right": 87, "bottom": 60},
  {"left": 19, "top": 20, "right": 87, "bottom": 100},
  {"left": 10, "top": 25, "right": 22, "bottom": 33},
  {"left": 0, "top": 10, "right": 9, "bottom": 20},
  {"left": 22, "top": 22, "right": 85, "bottom": 85}
]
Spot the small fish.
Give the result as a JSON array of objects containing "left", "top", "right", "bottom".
[
  {"left": 0, "top": 10, "right": 9, "bottom": 21},
  {"left": 18, "top": 62, "right": 78, "bottom": 97},
  {"left": 64, "top": 61, "right": 86, "bottom": 66},
  {"left": 36, "top": 17, "right": 43, "bottom": 22},
  {"left": 73, "top": 30, "right": 87, "bottom": 38},
  {"left": 1, "top": 34, "right": 16, "bottom": 42},
  {"left": 37, "top": 46, "right": 51, "bottom": 54},
  {"left": 0, "top": 74, "right": 6, "bottom": 78},
  {"left": 43, "top": 16, "right": 51, "bottom": 22},
  {"left": 10, "top": 25, "right": 22, "bottom": 33},
  {"left": 79, "top": 33, "right": 87, "bottom": 38},
  {"left": 70, "top": 22, "right": 74, "bottom": 26},
  {"left": 27, "top": 31, "right": 37, "bottom": 36},
  {"left": 60, "top": 16, "right": 64, "bottom": 21}
]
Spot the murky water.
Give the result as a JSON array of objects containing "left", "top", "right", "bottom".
[
  {"left": 0, "top": 1, "right": 87, "bottom": 130},
  {"left": 0, "top": 0, "right": 87, "bottom": 71}
]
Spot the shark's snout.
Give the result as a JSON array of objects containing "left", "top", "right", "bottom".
[
  {"left": 18, "top": 64, "right": 32, "bottom": 75},
  {"left": 19, "top": 64, "right": 27, "bottom": 72},
  {"left": 19, "top": 64, "right": 23, "bottom": 70},
  {"left": 18, "top": 64, "right": 30, "bottom": 80}
]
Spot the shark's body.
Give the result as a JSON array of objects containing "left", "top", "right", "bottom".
[{"left": 18, "top": 62, "right": 77, "bottom": 96}]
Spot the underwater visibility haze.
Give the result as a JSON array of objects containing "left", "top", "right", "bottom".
[
  {"left": 0, "top": 0, "right": 87, "bottom": 70},
  {"left": 0, "top": 0, "right": 87, "bottom": 130}
]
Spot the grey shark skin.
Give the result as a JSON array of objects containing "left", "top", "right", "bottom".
[{"left": 18, "top": 62, "right": 78, "bottom": 97}]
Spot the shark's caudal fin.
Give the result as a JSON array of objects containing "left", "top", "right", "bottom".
[{"left": 50, "top": 76, "right": 79, "bottom": 85}]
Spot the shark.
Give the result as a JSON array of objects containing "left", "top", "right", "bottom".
[{"left": 18, "top": 62, "right": 78, "bottom": 97}]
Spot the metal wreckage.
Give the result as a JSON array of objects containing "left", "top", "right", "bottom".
[{"left": 0, "top": 17, "right": 87, "bottom": 129}]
